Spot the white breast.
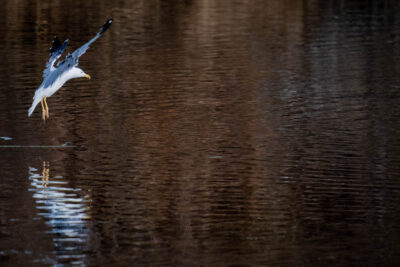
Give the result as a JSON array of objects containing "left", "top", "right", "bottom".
[{"left": 43, "top": 71, "right": 72, "bottom": 98}]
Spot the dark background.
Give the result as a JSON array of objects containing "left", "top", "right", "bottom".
[{"left": 1, "top": 0, "right": 400, "bottom": 266}]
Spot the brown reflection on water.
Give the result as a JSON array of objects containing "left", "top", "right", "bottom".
[{"left": 1, "top": 0, "right": 400, "bottom": 266}]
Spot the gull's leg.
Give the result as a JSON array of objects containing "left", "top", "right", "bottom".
[
  {"left": 44, "top": 97, "right": 49, "bottom": 118},
  {"left": 40, "top": 100, "right": 46, "bottom": 120}
]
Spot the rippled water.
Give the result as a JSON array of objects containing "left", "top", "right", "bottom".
[
  {"left": 29, "top": 163, "right": 90, "bottom": 265},
  {"left": 1, "top": 0, "right": 400, "bottom": 266}
]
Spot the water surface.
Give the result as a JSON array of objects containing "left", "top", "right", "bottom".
[{"left": 1, "top": 1, "right": 400, "bottom": 266}]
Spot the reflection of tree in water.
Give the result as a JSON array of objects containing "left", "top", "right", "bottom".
[{"left": 29, "top": 162, "right": 91, "bottom": 266}]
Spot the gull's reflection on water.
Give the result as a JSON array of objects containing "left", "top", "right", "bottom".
[{"left": 29, "top": 162, "right": 91, "bottom": 266}]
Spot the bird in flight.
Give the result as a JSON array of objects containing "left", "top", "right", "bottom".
[{"left": 28, "top": 19, "right": 113, "bottom": 120}]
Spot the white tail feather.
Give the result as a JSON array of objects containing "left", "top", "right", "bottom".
[
  {"left": 28, "top": 98, "right": 41, "bottom": 117},
  {"left": 28, "top": 90, "right": 45, "bottom": 117}
]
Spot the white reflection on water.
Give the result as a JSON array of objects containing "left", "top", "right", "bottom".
[{"left": 29, "top": 162, "right": 91, "bottom": 266}]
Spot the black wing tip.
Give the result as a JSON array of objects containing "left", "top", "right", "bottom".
[
  {"left": 49, "top": 36, "right": 69, "bottom": 54},
  {"left": 99, "top": 18, "right": 113, "bottom": 35},
  {"left": 50, "top": 36, "right": 60, "bottom": 51}
]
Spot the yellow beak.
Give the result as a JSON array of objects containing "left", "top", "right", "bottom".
[{"left": 84, "top": 74, "right": 91, "bottom": 80}]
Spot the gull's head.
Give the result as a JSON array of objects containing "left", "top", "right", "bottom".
[{"left": 72, "top": 67, "right": 91, "bottom": 80}]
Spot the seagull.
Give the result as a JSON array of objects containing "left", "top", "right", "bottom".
[{"left": 28, "top": 19, "right": 113, "bottom": 120}]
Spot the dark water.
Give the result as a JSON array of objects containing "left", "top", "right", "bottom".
[{"left": 1, "top": 0, "right": 400, "bottom": 266}]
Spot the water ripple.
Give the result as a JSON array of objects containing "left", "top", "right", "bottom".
[{"left": 29, "top": 163, "right": 91, "bottom": 266}]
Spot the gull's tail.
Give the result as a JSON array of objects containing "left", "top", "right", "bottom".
[
  {"left": 28, "top": 98, "right": 41, "bottom": 117},
  {"left": 28, "top": 90, "right": 45, "bottom": 117}
]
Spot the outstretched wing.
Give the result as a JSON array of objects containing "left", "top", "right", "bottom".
[
  {"left": 55, "top": 18, "right": 113, "bottom": 71},
  {"left": 42, "top": 36, "right": 69, "bottom": 78},
  {"left": 71, "top": 19, "right": 113, "bottom": 66}
]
